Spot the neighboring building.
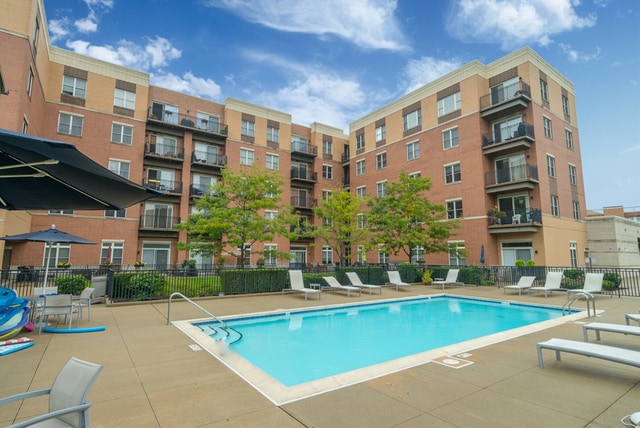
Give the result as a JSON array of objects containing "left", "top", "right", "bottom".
[
  {"left": 0, "top": 0, "right": 588, "bottom": 269},
  {"left": 585, "top": 207, "right": 640, "bottom": 268}
]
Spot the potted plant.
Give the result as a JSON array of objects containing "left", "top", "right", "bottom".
[
  {"left": 422, "top": 269, "right": 434, "bottom": 285},
  {"left": 57, "top": 261, "right": 72, "bottom": 268},
  {"left": 489, "top": 205, "right": 506, "bottom": 224},
  {"left": 134, "top": 261, "right": 146, "bottom": 270}
]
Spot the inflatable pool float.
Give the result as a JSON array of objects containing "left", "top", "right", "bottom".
[
  {"left": 0, "top": 341, "right": 35, "bottom": 356},
  {"left": 42, "top": 326, "right": 106, "bottom": 334}
]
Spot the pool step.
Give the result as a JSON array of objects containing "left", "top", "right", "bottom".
[{"left": 203, "top": 325, "right": 243, "bottom": 344}]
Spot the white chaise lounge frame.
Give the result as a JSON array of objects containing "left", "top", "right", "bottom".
[
  {"left": 537, "top": 338, "right": 640, "bottom": 368},
  {"left": 582, "top": 322, "right": 640, "bottom": 342}
]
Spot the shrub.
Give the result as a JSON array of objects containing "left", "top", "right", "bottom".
[
  {"left": 563, "top": 269, "right": 585, "bottom": 289},
  {"left": 54, "top": 274, "right": 89, "bottom": 295},
  {"left": 515, "top": 259, "right": 526, "bottom": 267},
  {"left": 398, "top": 262, "right": 419, "bottom": 283},
  {"left": 603, "top": 272, "right": 621, "bottom": 290},
  {"left": 111, "top": 272, "right": 166, "bottom": 301}
]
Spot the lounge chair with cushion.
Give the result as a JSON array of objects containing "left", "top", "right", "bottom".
[
  {"left": 345, "top": 272, "right": 382, "bottom": 295},
  {"left": 537, "top": 338, "right": 640, "bottom": 369},
  {"left": 323, "top": 276, "right": 361, "bottom": 297},
  {"left": 432, "top": 269, "right": 463, "bottom": 290},
  {"left": 0, "top": 357, "right": 103, "bottom": 428},
  {"left": 567, "top": 273, "right": 605, "bottom": 296},
  {"left": 503, "top": 276, "right": 536, "bottom": 295},
  {"left": 528, "top": 272, "right": 564, "bottom": 297},
  {"left": 386, "top": 271, "right": 411, "bottom": 292},
  {"left": 282, "top": 270, "right": 321, "bottom": 300}
]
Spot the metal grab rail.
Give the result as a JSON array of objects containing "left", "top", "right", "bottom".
[
  {"left": 563, "top": 291, "right": 596, "bottom": 317},
  {"left": 167, "top": 292, "right": 225, "bottom": 326}
]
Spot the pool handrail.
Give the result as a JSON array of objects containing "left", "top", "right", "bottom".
[{"left": 167, "top": 292, "right": 225, "bottom": 326}]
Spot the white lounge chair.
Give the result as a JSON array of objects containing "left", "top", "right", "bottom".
[
  {"left": 0, "top": 357, "right": 103, "bottom": 428},
  {"left": 528, "top": 272, "right": 564, "bottom": 297},
  {"left": 537, "top": 338, "right": 640, "bottom": 369},
  {"left": 625, "top": 312, "right": 640, "bottom": 326},
  {"left": 503, "top": 276, "right": 536, "bottom": 295},
  {"left": 432, "top": 269, "right": 463, "bottom": 290},
  {"left": 322, "top": 276, "right": 361, "bottom": 297},
  {"left": 345, "top": 272, "right": 382, "bottom": 295},
  {"left": 282, "top": 270, "right": 321, "bottom": 300},
  {"left": 583, "top": 322, "right": 640, "bottom": 342},
  {"left": 386, "top": 271, "right": 411, "bottom": 292},
  {"left": 567, "top": 273, "right": 605, "bottom": 296}
]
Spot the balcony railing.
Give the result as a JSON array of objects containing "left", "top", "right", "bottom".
[
  {"left": 341, "top": 152, "right": 350, "bottom": 163},
  {"left": 290, "top": 196, "right": 316, "bottom": 209},
  {"left": 480, "top": 80, "right": 531, "bottom": 110},
  {"left": 482, "top": 122, "right": 535, "bottom": 148},
  {"left": 485, "top": 164, "right": 538, "bottom": 187},
  {"left": 189, "top": 183, "right": 216, "bottom": 197},
  {"left": 191, "top": 151, "right": 227, "bottom": 167},
  {"left": 143, "top": 178, "right": 183, "bottom": 194},
  {"left": 147, "top": 107, "right": 228, "bottom": 137},
  {"left": 291, "top": 169, "right": 318, "bottom": 182},
  {"left": 487, "top": 208, "right": 542, "bottom": 227},
  {"left": 139, "top": 214, "right": 180, "bottom": 230},
  {"left": 291, "top": 141, "right": 318, "bottom": 157},
  {"left": 144, "top": 142, "right": 184, "bottom": 160}
]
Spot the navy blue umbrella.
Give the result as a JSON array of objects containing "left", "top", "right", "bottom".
[{"left": 480, "top": 245, "right": 485, "bottom": 265}]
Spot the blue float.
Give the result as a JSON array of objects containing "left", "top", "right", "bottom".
[{"left": 42, "top": 326, "right": 106, "bottom": 334}]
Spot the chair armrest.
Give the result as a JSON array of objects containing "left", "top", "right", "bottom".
[
  {"left": 6, "top": 403, "right": 91, "bottom": 428},
  {"left": 0, "top": 388, "right": 50, "bottom": 405}
]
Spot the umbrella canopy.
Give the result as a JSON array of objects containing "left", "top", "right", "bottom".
[
  {"left": 1, "top": 224, "right": 96, "bottom": 287},
  {"left": 0, "top": 128, "right": 161, "bottom": 210}
]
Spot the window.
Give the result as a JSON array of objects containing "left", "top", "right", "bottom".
[
  {"left": 240, "top": 148, "right": 254, "bottom": 166},
  {"left": 356, "top": 133, "right": 365, "bottom": 150},
  {"left": 33, "top": 18, "right": 39, "bottom": 49},
  {"left": 403, "top": 109, "right": 422, "bottom": 131},
  {"left": 569, "top": 242, "right": 577, "bottom": 268},
  {"left": 105, "top": 209, "right": 126, "bottom": 218},
  {"left": 264, "top": 210, "right": 277, "bottom": 220},
  {"left": 376, "top": 181, "right": 387, "bottom": 197},
  {"left": 407, "top": 141, "right": 420, "bottom": 160},
  {"left": 194, "top": 142, "right": 220, "bottom": 164},
  {"left": 357, "top": 213, "right": 366, "bottom": 229},
  {"left": 146, "top": 168, "right": 175, "bottom": 192},
  {"left": 322, "top": 164, "right": 333, "bottom": 180},
  {"left": 322, "top": 190, "right": 332, "bottom": 201},
  {"left": 111, "top": 123, "right": 133, "bottom": 145},
  {"left": 408, "top": 171, "right": 421, "bottom": 179},
  {"left": 443, "top": 127, "right": 459, "bottom": 149},
  {"left": 356, "top": 186, "right": 366, "bottom": 198},
  {"left": 49, "top": 209, "right": 73, "bottom": 215},
  {"left": 22, "top": 118, "right": 28, "bottom": 134},
  {"left": 264, "top": 244, "right": 277, "bottom": 266},
  {"left": 411, "top": 246, "right": 425, "bottom": 264},
  {"left": 355, "top": 159, "right": 365, "bottom": 176},
  {"left": 148, "top": 134, "right": 177, "bottom": 155},
  {"left": 543, "top": 116, "right": 552, "bottom": 139},
  {"left": 446, "top": 199, "right": 463, "bottom": 219},
  {"left": 437, "top": 92, "right": 461, "bottom": 117},
  {"left": 546, "top": 155, "right": 556, "bottom": 177},
  {"left": 45, "top": 243, "right": 71, "bottom": 268},
  {"left": 101, "top": 242, "right": 124, "bottom": 265},
  {"left": 568, "top": 164, "right": 577, "bottom": 185},
  {"left": 550, "top": 195, "right": 559, "bottom": 216},
  {"left": 572, "top": 200, "right": 580, "bottom": 220},
  {"left": 322, "top": 139, "right": 332, "bottom": 155},
  {"left": 114, "top": 88, "right": 135, "bottom": 109},
  {"left": 266, "top": 153, "right": 279, "bottom": 170},
  {"left": 292, "top": 136, "right": 308, "bottom": 152},
  {"left": 267, "top": 126, "right": 279, "bottom": 143},
  {"left": 444, "top": 162, "right": 461, "bottom": 184},
  {"left": 357, "top": 245, "right": 365, "bottom": 264},
  {"left": 490, "top": 77, "right": 519, "bottom": 104},
  {"left": 495, "top": 154, "right": 525, "bottom": 183},
  {"left": 565, "top": 129, "right": 573, "bottom": 150},
  {"left": 193, "top": 175, "right": 217, "bottom": 196},
  {"left": 376, "top": 152, "right": 387, "bottom": 169},
  {"left": 151, "top": 102, "right": 178, "bottom": 124},
  {"left": 378, "top": 246, "right": 389, "bottom": 265},
  {"left": 492, "top": 115, "right": 522, "bottom": 143},
  {"left": 196, "top": 112, "right": 220, "bottom": 132},
  {"left": 562, "top": 95, "right": 570, "bottom": 115},
  {"left": 241, "top": 120, "right": 255, "bottom": 137},
  {"left": 108, "top": 159, "right": 130, "bottom": 179},
  {"left": 540, "top": 79, "right": 548, "bottom": 101},
  {"left": 322, "top": 246, "right": 333, "bottom": 265},
  {"left": 27, "top": 68, "right": 34, "bottom": 97},
  {"left": 61, "top": 75, "right": 86, "bottom": 98},
  {"left": 448, "top": 242, "right": 466, "bottom": 266},
  {"left": 376, "top": 125, "right": 386, "bottom": 142},
  {"left": 57, "top": 113, "right": 83, "bottom": 136}
]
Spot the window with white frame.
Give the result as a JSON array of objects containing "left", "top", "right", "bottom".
[
  {"left": 193, "top": 174, "right": 217, "bottom": 196},
  {"left": 62, "top": 75, "right": 86, "bottom": 98},
  {"left": 411, "top": 246, "right": 424, "bottom": 264},
  {"left": 378, "top": 246, "right": 389, "bottom": 265},
  {"left": 357, "top": 213, "right": 366, "bottom": 229},
  {"left": 240, "top": 148, "right": 254, "bottom": 166},
  {"left": 444, "top": 162, "right": 461, "bottom": 184},
  {"left": 540, "top": 79, "right": 549, "bottom": 101},
  {"left": 437, "top": 92, "right": 461, "bottom": 117},
  {"left": 194, "top": 142, "right": 219, "bottom": 164},
  {"left": 148, "top": 134, "right": 176, "bottom": 155},
  {"left": 151, "top": 102, "right": 178, "bottom": 124},
  {"left": 408, "top": 171, "right": 421, "bottom": 179},
  {"left": 572, "top": 201, "right": 580, "bottom": 220},
  {"left": 146, "top": 168, "right": 175, "bottom": 192},
  {"left": 376, "top": 181, "right": 387, "bottom": 197},
  {"left": 357, "top": 245, "right": 365, "bottom": 264},
  {"left": 322, "top": 139, "right": 332, "bottom": 155},
  {"left": 569, "top": 164, "right": 577, "bottom": 185},
  {"left": 266, "top": 153, "right": 279, "bottom": 170},
  {"left": 322, "top": 164, "right": 333, "bottom": 179},
  {"left": 356, "top": 159, "right": 366, "bottom": 176},
  {"left": 114, "top": 88, "right": 135, "bottom": 110},
  {"left": 376, "top": 152, "right": 387, "bottom": 169},
  {"left": 264, "top": 244, "right": 277, "bottom": 266},
  {"left": 442, "top": 127, "right": 459, "bottom": 149},
  {"left": 241, "top": 120, "right": 255, "bottom": 137},
  {"left": 45, "top": 243, "right": 70, "bottom": 267},
  {"left": 356, "top": 186, "right": 366, "bottom": 198},
  {"left": 446, "top": 199, "right": 463, "bottom": 219},
  {"left": 111, "top": 123, "right": 133, "bottom": 145},
  {"left": 490, "top": 77, "right": 519, "bottom": 104},
  {"left": 49, "top": 209, "right": 73, "bottom": 215},
  {"left": 105, "top": 209, "right": 125, "bottom": 219},
  {"left": 33, "top": 17, "right": 39, "bottom": 49},
  {"left": 551, "top": 195, "right": 559, "bottom": 216},
  {"left": 543, "top": 116, "right": 552, "bottom": 139},
  {"left": 546, "top": 155, "right": 556, "bottom": 177},
  {"left": 448, "top": 242, "right": 466, "bottom": 266},
  {"left": 375, "top": 124, "right": 386, "bottom": 142},
  {"left": 356, "top": 133, "right": 365, "bottom": 150},
  {"left": 407, "top": 141, "right": 420, "bottom": 160},
  {"left": 565, "top": 129, "right": 573, "bottom": 150},
  {"left": 291, "top": 136, "right": 308, "bottom": 152},
  {"left": 108, "top": 159, "right": 130, "bottom": 179},
  {"left": 569, "top": 241, "right": 577, "bottom": 267},
  {"left": 197, "top": 112, "right": 220, "bottom": 132},
  {"left": 403, "top": 109, "right": 422, "bottom": 131},
  {"left": 264, "top": 210, "right": 277, "bottom": 221},
  {"left": 267, "top": 126, "right": 279, "bottom": 143},
  {"left": 57, "top": 112, "right": 83, "bottom": 136},
  {"left": 27, "top": 68, "right": 34, "bottom": 97},
  {"left": 322, "top": 246, "right": 333, "bottom": 264},
  {"left": 562, "top": 95, "right": 570, "bottom": 115},
  {"left": 495, "top": 154, "right": 525, "bottom": 183},
  {"left": 22, "top": 118, "right": 28, "bottom": 134},
  {"left": 101, "top": 241, "right": 124, "bottom": 265}
]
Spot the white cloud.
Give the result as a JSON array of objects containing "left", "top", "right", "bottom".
[
  {"left": 205, "top": 0, "right": 408, "bottom": 51},
  {"left": 559, "top": 43, "right": 601, "bottom": 62},
  {"left": 401, "top": 57, "right": 464, "bottom": 93},
  {"left": 447, "top": 0, "right": 597, "bottom": 50},
  {"left": 151, "top": 72, "right": 223, "bottom": 100},
  {"left": 48, "top": 18, "right": 70, "bottom": 43},
  {"left": 75, "top": 14, "right": 98, "bottom": 33}
]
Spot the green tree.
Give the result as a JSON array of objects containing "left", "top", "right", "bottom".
[
  {"left": 308, "top": 187, "right": 369, "bottom": 266},
  {"left": 367, "top": 171, "right": 459, "bottom": 262},
  {"left": 177, "top": 166, "right": 297, "bottom": 268}
]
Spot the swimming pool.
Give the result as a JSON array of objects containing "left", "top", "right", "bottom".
[{"left": 174, "top": 295, "right": 584, "bottom": 404}]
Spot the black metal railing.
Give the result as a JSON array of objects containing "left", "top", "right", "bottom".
[
  {"left": 480, "top": 79, "right": 531, "bottom": 110},
  {"left": 290, "top": 196, "right": 316, "bottom": 208},
  {"left": 487, "top": 208, "right": 542, "bottom": 226},
  {"left": 144, "top": 141, "right": 185, "bottom": 159},
  {"left": 189, "top": 183, "right": 216, "bottom": 197},
  {"left": 142, "top": 178, "right": 183, "bottom": 194},
  {"left": 139, "top": 214, "right": 180, "bottom": 230},
  {"left": 148, "top": 106, "right": 228, "bottom": 137},
  {"left": 191, "top": 151, "right": 226, "bottom": 167},
  {"left": 485, "top": 164, "right": 538, "bottom": 186},
  {"left": 482, "top": 122, "right": 535, "bottom": 147},
  {"left": 291, "top": 169, "right": 318, "bottom": 181},
  {"left": 291, "top": 141, "right": 318, "bottom": 156}
]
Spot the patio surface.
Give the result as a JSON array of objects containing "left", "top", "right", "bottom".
[{"left": 1, "top": 285, "right": 639, "bottom": 427}]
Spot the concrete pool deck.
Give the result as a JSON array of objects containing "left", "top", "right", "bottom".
[{"left": 1, "top": 285, "right": 639, "bottom": 427}]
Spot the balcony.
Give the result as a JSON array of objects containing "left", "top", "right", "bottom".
[
  {"left": 341, "top": 152, "right": 350, "bottom": 163},
  {"left": 189, "top": 183, "right": 216, "bottom": 198},
  {"left": 291, "top": 168, "right": 317, "bottom": 183},
  {"left": 144, "top": 142, "right": 184, "bottom": 163},
  {"left": 191, "top": 151, "right": 227, "bottom": 169},
  {"left": 143, "top": 178, "right": 183, "bottom": 195},
  {"left": 290, "top": 226, "right": 313, "bottom": 241},
  {"left": 147, "top": 106, "right": 228, "bottom": 139},
  {"left": 291, "top": 141, "right": 318, "bottom": 158},
  {"left": 488, "top": 208, "right": 542, "bottom": 234},
  {"left": 480, "top": 80, "right": 531, "bottom": 120},
  {"left": 485, "top": 164, "right": 538, "bottom": 194},
  {"left": 139, "top": 214, "right": 180, "bottom": 230},
  {"left": 482, "top": 122, "right": 535, "bottom": 156},
  {"left": 291, "top": 196, "right": 316, "bottom": 209}
]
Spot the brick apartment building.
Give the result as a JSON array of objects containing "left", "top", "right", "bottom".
[{"left": 0, "top": 0, "right": 588, "bottom": 270}]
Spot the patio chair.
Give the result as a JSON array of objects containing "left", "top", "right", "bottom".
[
  {"left": 282, "top": 270, "right": 321, "bottom": 300},
  {"left": 73, "top": 287, "right": 95, "bottom": 321},
  {"left": 386, "top": 271, "right": 411, "bottom": 292},
  {"left": 432, "top": 269, "right": 463, "bottom": 290},
  {"left": 503, "top": 276, "right": 536, "bottom": 295},
  {"left": 0, "top": 357, "right": 103, "bottom": 428},
  {"left": 345, "top": 272, "right": 382, "bottom": 295},
  {"left": 38, "top": 294, "right": 78, "bottom": 334},
  {"left": 322, "top": 276, "right": 361, "bottom": 297},
  {"left": 528, "top": 272, "right": 564, "bottom": 297},
  {"left": 567, "top": 273, "right": 605, "bottom": 296}
]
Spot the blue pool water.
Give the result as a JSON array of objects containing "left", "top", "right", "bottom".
[{"left": 197, "top": 296, "right": 568, "bottom": 387}]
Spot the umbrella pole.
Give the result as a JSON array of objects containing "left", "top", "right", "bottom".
[{"left": 43, "top": 241, "right": 52, "bottom": 288}]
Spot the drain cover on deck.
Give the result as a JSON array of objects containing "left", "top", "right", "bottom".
[{"left": 432, "top": 355, "right": 474, "bottom": 369}]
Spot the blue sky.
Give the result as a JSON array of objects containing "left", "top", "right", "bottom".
[{"left": 44, "top": 0, "right": 639, "bottom": 211}]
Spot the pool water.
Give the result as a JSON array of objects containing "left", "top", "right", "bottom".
[{"left": 197, "top": 296, "right": 569, "bottom": 387}]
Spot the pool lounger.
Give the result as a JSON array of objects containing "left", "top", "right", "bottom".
[
  {"left": 537, "top": 338, "right": 640, "bottom": 369},
  {"left": 583, "top": 322, "right": 640, "bottom": 342},
  {"left": 626, "top": 313, "right": 640, "bottom": 325}
]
